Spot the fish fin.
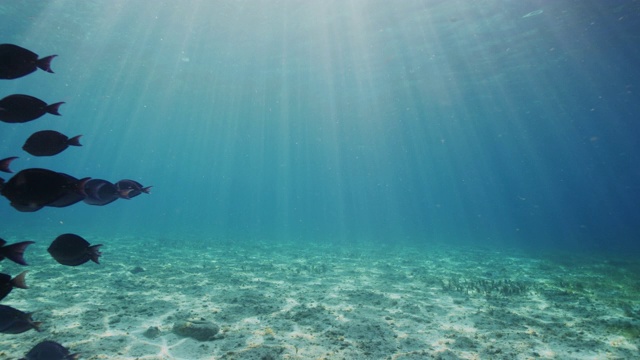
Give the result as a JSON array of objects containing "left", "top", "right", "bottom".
[
  {"left": 11, "top": 270, "right": 29, "bottom": 289},
  {"left": 89, "top": 244, "right": 103, "bottom": 264},
  {"left": 36, "top": 54, "right": 57, "bottom": 73},
  {"left": 68, "top": 353, "right": 81, "bottom": 360},
  {"left": 46, "top": 101, "right": 65, "bottom": 116},
  {"left": 142, "top": 186, "right": 152, "bottom": 194},
  {"left": 118, "top": 188, "right": 134, "bottom": 199},
  {"left": 76, "top": 177, "right": 91, "bottom": 197},
  {"left": 0, "top": 156, "right": 17, "bottom": 173},
  {"left": 68, "top": 135, "right": 82, "bottom": 147},
  {"left": 32, "top": 321, "right": 43, "bottom": 332},
  {"left": 3, "top": 241, "right": 35, "bottom": 265}
]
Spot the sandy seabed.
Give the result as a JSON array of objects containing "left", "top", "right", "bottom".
[{"left": 1, "top": 236, "right": 639, "bottom": 359}]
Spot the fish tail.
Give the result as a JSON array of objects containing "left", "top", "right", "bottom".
[
  {"left": 0, "top": 156, "right": 17, "bottom": 173},
  {"left": 32, "top": 321, "right": 43, "bottom": 332},
  {"left": 36, "top": 54, "right": 57, "bottom": 73},
  {"left": 68, "top": 135, "right": 82, "bottom": 147},
  {"left": 3, "top": 241, "right": 35, "bottom": 266},
  {"left": 118, "top": 188, "right": 134, "bottom": 199},
  {"left": 46, "top": 101, "right": 65, "bottom": 116},
  {"left": 89, "top": 244, "right": 103, "bottom": 264},
  {"left": 11, "top": 270, "right": 29, "bottom": 289},
  {"left": 75, "top": 177, "right": 91, "bottom": 198},
  {"left": 142, "top": 186, "right": 152, "bottom": 194}
]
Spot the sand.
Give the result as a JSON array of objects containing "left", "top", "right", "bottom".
[{"left": 1, "top": 236, "right": 639, "bottom": 359}]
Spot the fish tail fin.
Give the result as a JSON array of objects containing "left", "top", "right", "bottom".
[
  {"left": 36, "top": 54, "right": 57, "bottom": 73},
  {"left": 0, "top": 156, "right": 17, "bottom": 173},
  {"left": 46, "top": 101, "right": 65, "bottom": 116},
  {"left": 32, "top": 321, "right": 43, "bottom": 332},
  {"left": 76, "top": 177, "right": 91, "bottom": 197},
  {"left": 118, "top": 188, "right": 134, "bottom": 199},
  {"left": 68, "top": 135, "right": 82, "bottom": 147},
  {"left": 89, "top": 244, "right": 103, "bottom": 264},
  {"left": 3, "top": 241, "right": 35, "bottom": 265},
  {"left": 142, "top": 186, "right": 152, "bottom": 194},
  {"left": 11, "top": 270, "right": 29, "bottom": 289}
]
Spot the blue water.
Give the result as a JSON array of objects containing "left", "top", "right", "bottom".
[{"left": 1, "top": 0, "right": 639, "bottom": 253}]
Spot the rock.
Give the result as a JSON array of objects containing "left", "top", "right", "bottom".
[
  {"left": 130, "top": 266, "right": 145, "bottom": 274},
  {"left": 143, "top": 326, "right": 161, "bottom": 339},
  {"left": 172, "top": 319, "right": 220, "bottom": 341}
]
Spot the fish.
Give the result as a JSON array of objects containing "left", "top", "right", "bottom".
[
  {"left": 0, "top": 168, "right": 89, "bottom": 212},
  {"left": 84, "top": 179, "right": 119, "bottom": 206},
  {"left": 0, "top": 43, "right": 56, "bottom": 79},
  {"left": 48, "top": 233, "right": 102, "bottom": 266},
  {"left": 0, "top": 271, "right": 28, "bottom": 301},
  {"left": 0, "top": 94, "right": 64, "bottom": 123},
  {"left": 116, "top": 179, "right": 152, "bottom": 199},
  {"left": 0, "top": 238, "right": 35, "bottom": 265},
  {"left": 0, "top": 304, "right": 41, "bottom": 334},
  {"left": 20, "top": 341, "right": 80, "bottom": 360},
  {"left": 22, "top": 130, "right": 82, "bottom": 157},
  {"left": 0, "top": 156, "right": 18, "bottom": 173}
]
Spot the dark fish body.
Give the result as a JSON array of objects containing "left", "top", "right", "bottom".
[
  {"left": 116, "top": 179, "right": 152, "bottom": 199},
  {"left": 20, "top": 340, "right": 79, "bottom": 360},
  {"left": 44, "top": 172, "right": 86, "bottom": 208},
  {"left": 23, "top": 130, "right": 81, "bottom": 156},
  {"left": 0, "top": 168, "right": 89, "bottom": 212},
  {"left": 0, "top": 304, "right": 41, "bottom": 334},
  {"left": 84, "top": 179, "right": 119, "bottom": 206},
  {"left": 0, "top": 44, "right": 56, "bottom": 79},
  {"left": 0, "top": 238, "right": 34, "bottom": 265},
  {"left": 0, "top": 271, "right": 28, "bottom": 301},
  {"left": 0, "top": 156, "right": 17, "bottom": 173},
  {"left": 0, "top": 94, "right": 64, "bottom": 123},
  {"left": 48, "top": 233, "right": 102, "bottom": 266}
]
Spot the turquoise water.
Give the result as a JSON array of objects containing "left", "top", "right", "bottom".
[
  {"left": 2, "top": 1, "right": 640, "bottom": 249},
  {"left": 2, "top": 2, "right": 640, "bottom": 358}
]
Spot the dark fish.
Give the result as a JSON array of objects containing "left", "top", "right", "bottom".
[
  {"left": 23, "top": 130, "right": 81, "bottom": 157},
  {"left": 20, "top": 341, "right": 79, "bottom": 360},
  {"left": 84, "top": 179, "right": 119, "bottom": 206},
  {"left": 0, "top": 94, "right": 64, "bottom": 123},
  {"left": 116, "top": 179, "right": 152, "bottom": 199},
  {"left": 45, "top": 172, "right": 87, "bottom": 208},
  {"left": 0, "top": 238, "right": 34, "bottom": 265},
  {"left": 0, "top": 168, "right": 89, "bottom": 212},
  {"left": 48, "top": 233, "right": 102, "bottom": 266},
  {"left": 0, "top": 271, "right": 28, "bottom": 301},
  {"left": 0, "top": 156, "right": 17, "bottom": 173},
  {"left": 0, "top": 43, "right": 56, "bottom": 79},
  {"left": 0, "top": 304, "right": 41, "bottom": 334}
]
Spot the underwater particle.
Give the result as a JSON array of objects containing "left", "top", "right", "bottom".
[
  {"left": 0, "top": 238, "right": 35, "bottom": 265},
  {"left": 83, "top": 179, "right": 120, "bottom": 206},
  {"left": 0, "top": 156, "right": 18, "bottom": 173},
  {"left": 23, "top": 130, "right": 82, "bottom": 157},
  {"left": 0, "top": 168, "right": 89, "bottom": 212},
  {"left": 115, "top": 179, "right": 152, "bottom": 199},
  {"left": 47, "top": 233, "right": 102, "bottom": 266},
  {"left": 172, "top": 319, "right": 220, "bottom": 341},
  {"left": 522, "top": 9, "right": 543, "bottom": 18},
  {"left": 0, "top": 304, "right": 41, "bottom": 334},
  {"left": 0, "top": 94, "right": 64, "bottom": 123},
  {"left": 0, "top": 271, "right": 28, "bottom": 301},
  {"left": 20, "top": 340, "right": 79, "bottom": 360},
  {"left": 0, "top": 43, "right": 56, "bottom": 79}
]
